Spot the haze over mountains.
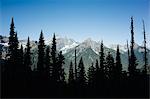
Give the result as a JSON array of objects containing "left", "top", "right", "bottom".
[{"left": 0, "top": 35, "right": 150, "bottom": 73}]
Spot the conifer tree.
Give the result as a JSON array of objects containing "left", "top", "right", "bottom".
[
  {"left": 99, "top": 41, "right": 105, "bottom": 79},
  {"left": 24, "top": 37, "right": 32, "bottom": 72},
  {"left": 68, "top": 61, "right": 74, "bottom": 86},
  {"left": 51, "top": 33, "right": 57, "bottom": 82},
  {"left": 8, "top": 18, "right": 19, "bottom": 77},
  {"left": 8, "top": 17, "right": 17, "bottom": 58},
  {"left": 128, "top": 17, "right": 138, "bottom": 77},
  {"left": 115, "top": 45, "right": 122, "bottom": 79},
  {"left": 105, "top": 52, "right": 114, "bottom": 79},
  {"left": 77, "top": 57, "right": 86, "bottom": 88},
  {"left": 57, "top": 51, "right": 65, "bottom": 83},
  {"left": 37, "top": 30, "right": 45, "bottom": 74},
  {"left": 45, "top": 46, "right": 51, "bottom": 79},
  {"left": 142, "top": 20, "right": 148, "bottom": 74},
  {"left": 88, "top": 63, "right": 95, "bottom": 87}
]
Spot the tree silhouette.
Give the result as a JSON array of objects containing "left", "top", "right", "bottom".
[
  {"left": 142, "top": 20, "right": 148, "bottom": 75},
  {"left": 105, "top": 52, "right": 114, "bottom": 79},
  {"left": 24, "top": 37, "right": 32, "bottom": 73},
  {"left": 51, "top": 33, "right": 58, "bottom": 83},
  {"left": 45, "top": 46, "right": 51, "bottom": 79},
  {"left": 37, "top": 30, "right": 45, "bottom": 74},
  {"left": 77, "top": 57, "right": 87, "bottom": 96},
  {"left": 128, "top": 17, "right": 138, "bottom": 77},
  {"left": 114, "top": 45, "right": 122, "bottom": 79},
  {"left": 87, "top": 63, "right": 95, "bottom": 88},
  {"left": 68, "top": 61, "right": 75, "bottom": 86},
  {"left": 57, "top": 51, "right": 65, "bottom": 83}
]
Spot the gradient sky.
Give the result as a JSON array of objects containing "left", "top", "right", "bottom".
[{"left": 0, "top": 0, "right": 150, "bottom": 46}]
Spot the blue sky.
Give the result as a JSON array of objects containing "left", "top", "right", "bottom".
[{"left": 0, "top": 0, "right": 150, "bottom": 46}]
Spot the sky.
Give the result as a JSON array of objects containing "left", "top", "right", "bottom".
[{"left": 0, "top": 0, "right": 150, "bottom": 46}]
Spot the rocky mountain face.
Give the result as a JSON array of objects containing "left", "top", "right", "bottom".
[{"left": 0, "top": 35, "right": 150, "bottom": 74}]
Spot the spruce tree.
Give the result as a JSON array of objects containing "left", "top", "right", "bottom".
[
  {"left": 77, "top": 57, "right": 86, "bottom": 88},
  {"left": 24, "top": 37, "right": 32, "bottom": 72},
  {"left": 99, "top": 40, "right": 105, "bottom": 79},
  {"left": 45, "top": 46, "right": 51, "bottom": 79},
  {"left": 57, "top": 51, "right": 65, "bottom": 83},
  {"left": 128, "top": 17, "right": 138, "bottom": 77},
  {"left": 68, "top": 61, "right": 75, "bottom": 86},
  {"left": 37, "top": 30, "right": 45, "bottom": 74},
  {"left": 8, "top": 17, "right": 16, "bottom": 58},
  {"left": 51, "top": 33, "right": 57, "bottom": 82},
  {"left": 115, "top": 45, "right": 122, "bottom": 79},
  {"left": 8, "top": 18, "right": 19, "bottom": 77},
  {"left": 88, "top": 63, "right": 95, "bottom": 88},
  {"left": 142, "top": 20, "right": 148, "bottom": 74},
  {"left": 105, "top": 52, "right": 114, "bottom": 79}
]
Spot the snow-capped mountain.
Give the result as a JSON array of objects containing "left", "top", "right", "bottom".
[{"left": 0, "top": 35, "right": 150, "bottom": 73}]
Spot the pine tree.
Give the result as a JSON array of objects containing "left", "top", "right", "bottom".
[
  {"left": 68, "top": 61, "right": 75, "bottom": 86},
  {"left": 37, "top": 30, "right": 45, "bottom": 73},
  {"left": 77, "top": 57, "right": 86, "bottom": 88},
  {"left": 105, "top": 52, "right": 114, "bottom": 79},
  {"left": 115, "top": 45, "right": 122, "bottom": 79},
  {"left": 128, "top": 17, "right": 138, "bottom": 77},
  {"left": 24, "top": 37, "right": 32, "bottom": 72}
]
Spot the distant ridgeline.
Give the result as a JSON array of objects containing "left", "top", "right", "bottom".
[{"left": 1, "top": 17, "right": 149, "bottom": 98}]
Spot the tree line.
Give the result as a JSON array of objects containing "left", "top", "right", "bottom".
[{"left": 1, "top": 17, "right": 149, "bottom": 98}]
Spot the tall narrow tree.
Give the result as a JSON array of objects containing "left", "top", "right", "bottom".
[
  {"left": 24, "top": 37, "right": 32, "bottom": 72},
  {"left": 105, "top": 52, "right": 114, "bottom": 79},
  {"left": 51, "top": 33, "right": 57, "bottom": 82},
  {"left": 99, "top": 40, "right": 105, "bottom": 79},
  {"left": 37, "top": 30, "right": 45, "bottom": 74},
  {"left": 115, "top": 45, "right": 122, "bottom": 79},
  {"left": 77, "top": 57, "right": 86, "bottom": 88},
  {"left": 57, "top": 51, "right": 65, "bottom": 83},
  {"left": 45, "top": 46, "right": 51, "bottom": 79},
  {"left": 88, "top": 63, "right": 95, "bottom": 88},
  {"left": 68, "top": 61, "right": 75, "bottom": 86},
  {"left": 128, "top": 17, "right": 138, "bottom": 77},
  {"left": 142, "top": 20, "right": 148, "bottom": 74}
]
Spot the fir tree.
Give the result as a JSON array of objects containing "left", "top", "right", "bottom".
[
  {"left": 99, "top": 40, "right": 105, "bottom": 79},
  {"left": 45, "top": 46, "right": 51, "bottom": 79},
  {"left": 105, "top": 52, "right": 114, "bottom": 79},
  {"left": 51, "top": 33, "right": 57, "bottom": 82},
  {"left": 128, "top": 17, "right": 138, "bottom": 77},
  {"left": 24, "top": 37, "right": 32, "bottom": 72},
  {"left": 68, "top": 61, "right": 75, "bottom": 86},
  {"left": 142, "top": 20, "right": 148, "bottom": 74},
  {"left": 115, "top": 45, "right": 122, "bottom": 79},
  {"left": 77, "top": 57, "right": 86, "bottom": 88},
  {"left": 37, "top": 30, "right": 45, "bottom": 73},
  {"left": 57, "top": 51, "right": 65, "bottom": 83},
  {"left": 88, "top": 63, "right": 95, "bottom": 88}
]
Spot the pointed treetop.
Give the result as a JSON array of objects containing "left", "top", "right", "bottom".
[
  {"left": 117, "top": 45, "right": 119, "bottom": 49},
  {"left": 11, "top": 17, "right": 14, "bottom": 25},
  {"left": 28, "top": 36, "right": 30, "bottom": 40},
  {"left": 53, "top": 33, "right": 56, "bottom": 38}
]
